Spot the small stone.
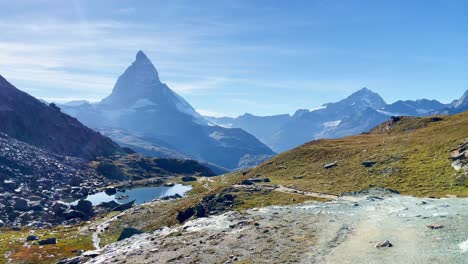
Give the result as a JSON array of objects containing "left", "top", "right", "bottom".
[
  {"left": 427, "top": 224, "right": 444, "bottom": 229},
  {"left": 375, "top": 240, "right": 393, "bottom": 248},
  {"left": 26, "top": 235, "right": 38, "bottom": 241}
]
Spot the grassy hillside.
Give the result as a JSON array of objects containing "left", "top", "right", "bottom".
[{"left": 245, "top": 111, "right": 468, "bottom": 197}]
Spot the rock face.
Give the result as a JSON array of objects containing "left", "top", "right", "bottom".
[
  {"left": 451, "top": 139, "right": 468, "bottom": 173},
  {"left": 0, "top": 75, "right": 121, "bottom": 160},
  {"left": 61, "top": 51, "right": 274, "bottom": 170}
]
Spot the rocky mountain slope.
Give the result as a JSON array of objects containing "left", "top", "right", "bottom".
[
  {"left": 0, "top": 75, "right": 121, "bottom": 160},
  {"left": 61, "top": 51, "right": 275, "bottom": 171},
  {"left": 0, "top": 132, "right": 111, "bottom": 228},
  {"left": 0, "top": 130, "right": 216, "bottom": 229},
  {"left": 208, "top": 88, "right": 465, "bottom": 153}
]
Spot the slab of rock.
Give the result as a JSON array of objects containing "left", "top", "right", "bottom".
[{"left": 38, "top": 237, "right": 57, "bottom": 245}]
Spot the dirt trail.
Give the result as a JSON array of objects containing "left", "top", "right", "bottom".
[
  {"left": 85, "top": 191, "right": 468, "bottom": 264},
  {"left": 275, "top": 185, "right": 339, "bottom": 200}
]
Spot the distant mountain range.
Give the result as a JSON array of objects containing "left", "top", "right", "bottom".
[
  {"left": 61, "top": 51, "right": 274, "bottom": 171},
  {"left": 207, "top": 88, "right": 468, "bottom": 152}
]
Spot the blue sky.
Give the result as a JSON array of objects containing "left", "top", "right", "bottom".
[{"left": 0, "top": 0, "right": 467, "bottom": 117}]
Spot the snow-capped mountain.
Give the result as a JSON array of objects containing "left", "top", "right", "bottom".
[
  {"left": 207, "top": 88, "right": 461, "bottom": 153},
  {"left": 61, "top": 51, "right": 274, "bottom": 171}
]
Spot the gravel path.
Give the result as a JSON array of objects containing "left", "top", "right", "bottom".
[{"left": 85, "top": 191, "right": 468, "bottom": 264}]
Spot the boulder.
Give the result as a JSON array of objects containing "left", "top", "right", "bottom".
[
  {"left": 38, "top": 237, "right": 57, "bottom": 245},
  {"left": 64, "top": 210, "right": 86, "bottom": 220},
  {"left": 73, "top": 200, "right": 93, "bottom": 215},
  {"left": 375, "top": 240, "right": 393, "bottom": 248},
  {"left": 181, "top": 176, "right": 197, "bottom": 182},
  {"left": 26, "top": 235, "right": 38, "bottom": 241},
  {"left": 51, "top": 202, "right": 70, "bottom": 215},
  {"left": 13, "top": 198, "right": 30, "bottom": 211},
  {"left": 177, "top": 207, "right": 195, "bottom": 223},
  {"left": 117, "top": 227, "right": 143, "bottom": 241},
  {"left": 104, "top": 187, "right": 117, "bottom": 195},
  {"left": 30, "top": 202, "right": 44, "bottom": 212},
  {"left": 362, "top": 160, "right": 377, "bottom": 168}
]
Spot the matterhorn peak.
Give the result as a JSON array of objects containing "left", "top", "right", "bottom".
[{"left": 136, "top": 50, "right": 150, "bottom": 62}]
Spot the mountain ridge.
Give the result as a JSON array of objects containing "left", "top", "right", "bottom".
[
  {"left": 0, "top": 75, "right": 121, "bottom": 160},
  {"left": 207, "top": 88, "right": 465, "bottom": 152}
]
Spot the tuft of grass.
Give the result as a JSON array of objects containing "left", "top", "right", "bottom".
[{"left": 0, "top": 225, "right": 93, "bottom": 264}]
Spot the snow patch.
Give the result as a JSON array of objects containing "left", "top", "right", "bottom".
[
  {"left": 310, "top": 105, "right": 326, "bottom": 112},
  {"left": 209, "top": 131, "right": 226, "bottom": 141},
  {"left": 324, "top": 120, "right": 341, "bottom": 129},
  {"left": 131, "top": 99, "right": 157, "bottom": 109},
  {"left": 377, "top": 109, "right": 400, "bottom": 116}
]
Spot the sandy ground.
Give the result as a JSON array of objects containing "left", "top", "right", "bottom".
[{"left": 85, "top": 190, "right": 468, "bottom": 264}]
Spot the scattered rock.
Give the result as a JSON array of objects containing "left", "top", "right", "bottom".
[
  {"left": 13, "top": 198, "right": 30, "bottom": 211},
  {"left": 26, "top": 235, "right": 38, "bottom": 241},
  {"left": 38, "top": 237, "right": 57, "bottom": 245},
  {"left": 427, "top": 224, "right": 444, "bottom": 229},
  {"left": 104, "top": 187, "right": 117, "bottom": 195},
  {"left": 362, "top": 160, "right": 377, "bottom": 168},
  {"left": 83, "top": 250, "right": 102, "bottom": 258},
  {"left": 73, "top": 199, "right": 93, "bottom": 216},
  {"left": 57, "top": 256, "right": 82, "bottom": 264},
  {"left": 181, "top": 176, "right": 197, "bottom": 182},
  {"left": 375, "top": 240, "right": 393, "bottom": 248}
]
